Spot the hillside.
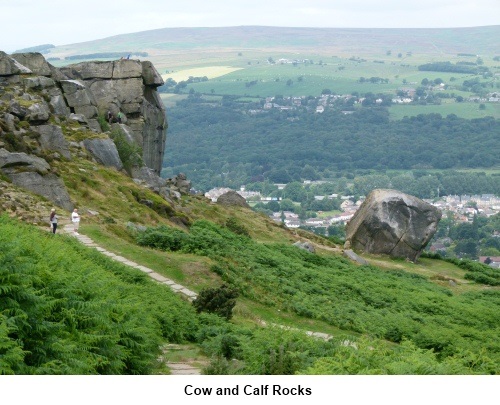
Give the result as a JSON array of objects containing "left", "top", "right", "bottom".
[
  {"left": 43, "top": 26, "right": 500, "bottom": 63},
  {"left": 1, "top": 51, "right": 500, "bottom": 375}
]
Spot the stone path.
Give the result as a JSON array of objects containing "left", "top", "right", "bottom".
[
  {"left": 160, "top": 345, "right": 206, "bottom": 375},
  {"left": 61, "top": 224, "right": 198, "bottom": 302},
  {"left": 61, "top": 224, "right": 202, "bottom": 374}
]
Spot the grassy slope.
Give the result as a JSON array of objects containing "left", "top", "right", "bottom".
[{"left": 54, "top": 155, "right": 496, "bottom": 321}]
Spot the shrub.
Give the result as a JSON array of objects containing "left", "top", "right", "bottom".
[
  {"left": 110, "top": 128, "right": 143, "bottom": 174},
  {"left": 136, "top": 225, "right": 188, "bottom": 251},
  {"left": 225, "top": 217, "right": 250, "bottom": 237},
  {"left": 192, "top": 284, "right": 239, "bottom": 320}
]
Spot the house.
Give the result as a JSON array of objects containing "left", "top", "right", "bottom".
[
  {"left": 316, "top": 106, "right": 325, "bottom": 113},
  {"left": 284, "top": 219, "right": 301, "bottom": 228},
  {"left": 479, "top": 256, "right": 500, "bottom": 264}
]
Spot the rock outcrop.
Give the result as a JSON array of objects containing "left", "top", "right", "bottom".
[
  {"left": 344, "top": 189, "right": 441, "bottom": 262},
  {"left": 59, "top": 59, "right": 166, "bottom": 174},
  {"left": 0, "top": 149, "right": 72, "bottom": 211},
  {"left": 0, "top": 50, "right": 175, "bottom": 213}
]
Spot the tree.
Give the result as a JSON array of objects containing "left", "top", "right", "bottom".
[
  {"left": 266, "top": 200, "right": 281, "bottom": 212},
  {"left": 286, "top": 79, "right": 293, "bottom": 86},
  {"left": 280, "top": 199, "right": 296, "bottom": 212},
  {"left": 454, "top": 239, "right": 478, "bottom": 258},
  {"left": 283, "top": 182, "right": 307, "bottom": 202}
]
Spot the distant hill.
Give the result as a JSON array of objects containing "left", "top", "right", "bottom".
[{"left": 46, "top": 25, "right": 500, "bottom": 61}]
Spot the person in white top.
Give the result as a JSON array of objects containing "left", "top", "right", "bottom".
[{"left": 71, "top": 208, "right": 80, "bottom": 234}]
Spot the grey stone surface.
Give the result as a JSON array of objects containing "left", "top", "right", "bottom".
[
  {"left": 149, "top": 272, "right": 168, "bottom": 282},
  {"left": 343, "top": 249, "right": 369, "bottom": 265},
  {"left": 6, "top": 172, "right": 73, "bottom": 211},
  {"left": 293, "top": 241, "right": 316, "bottom": 253},
  {"left": 141, "top": 61, "right": 164, "bottom": 87},
  {"left": 217, "top": 190, "right": 249, "bottom": 207},
  {"left": 82, "top": 138, "right": 123, "bottom": 170},
  {"left": 0, "top": 148, "right": 51, "bottom": 174},
  {"left": 50, "top": 95, "right": 71, "bottom": 116},
  {"left": 33, "top": 124, "right": 71, "bottom": 159},
  {"left": 0, "top": 51, "right": 31, "bottom": 76},
  {"left": 136, "top": 265, "right": 153, "bottom": 273},
  {"left": 345, "top": 189, "right": 441, "bottom": 262},
  {"left": 27, "top": 102, "right": 51, "bottom": 122},
  {"left": 23, "top": 76, "right": 56, "bottom": 89},
  {"left": 11, "top": 53, "right": 52, "bottom": 76}
]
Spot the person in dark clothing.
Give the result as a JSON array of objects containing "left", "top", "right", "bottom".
[
  {"left": 106, "top": 110, "right": 113, "bottom": 124},
  {"left": 49, "top": 208, "right": 58, "bottom": 234}
]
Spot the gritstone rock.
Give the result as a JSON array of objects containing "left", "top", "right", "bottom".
[
  {"left": 216, "top": 190, "right": 249, "bottom": 208},
  {"left": 344, "top": 189, "right": 441, "bottom": 262}
]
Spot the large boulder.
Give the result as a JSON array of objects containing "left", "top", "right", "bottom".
[
  {"left": 216, "top": 190, "right": 249, "bottom": 208},
  {"left": 0, "top": 148, "right": 50, "bottom": 174},
  {"left": 7, "top": 172, "right": 73, "bottom": 211},
  {"left": 344, "top": 189, "right": 441, "bottom": 262}
]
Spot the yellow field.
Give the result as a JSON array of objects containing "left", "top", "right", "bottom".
[{"left": 162, "top": 66, "right": 242, "bottom": 82}]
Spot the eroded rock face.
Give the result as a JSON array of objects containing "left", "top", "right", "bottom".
[
  {"left": 0, "top": 148, "right": 72, "bottom": 211},
  {"left": 10, "top": 52, "right": 52, "bottom": 76},
  {"left": 0, "top": 51, "right": 171, "bottom": 213},
  {"left": 60, "top": 59, "right": 166, "bottom": 174},
  {"left": 344, "top": 189, "right": 441, "bottom": 262}
]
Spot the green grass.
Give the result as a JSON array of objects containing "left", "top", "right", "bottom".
[{"left": 83, "top": 224, "right": 218, "bottom": 290}]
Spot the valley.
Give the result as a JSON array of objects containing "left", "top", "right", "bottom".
[{"left": 1, "top": 25, "right": 499, "bottom": 376}]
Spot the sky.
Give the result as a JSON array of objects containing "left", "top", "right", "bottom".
[{"left": 1, "top": 0, "right": 499, "bottom": 52}]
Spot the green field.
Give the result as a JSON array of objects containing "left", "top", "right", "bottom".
[{"left": 181, "top": 58, "right": 488, "bottom": 98}]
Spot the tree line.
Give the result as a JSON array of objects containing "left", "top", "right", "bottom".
[{"left": 162, "top": 101, "right": 500, "bottom": 191}]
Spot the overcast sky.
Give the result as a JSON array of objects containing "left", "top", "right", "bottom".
[{"left": 1, "top": 0, "right": 499, "bottom": 52}]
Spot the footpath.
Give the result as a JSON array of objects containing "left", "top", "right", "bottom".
[
  {"left": 61, "top": 224, "right": 201, "bottom": 374},
  {"left": 59, "top": 223, "right": 345, "bottom": 373},
  {"left": 61, "top": 224, "right": 198, "bottom": 302}
]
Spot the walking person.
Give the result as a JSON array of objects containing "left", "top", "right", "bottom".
[
  {"left": 49, "top": 208, "right": 58, "bottom": 234},
  {"left": 71, "top": 208, "right": 80, "bottom": 235}
]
